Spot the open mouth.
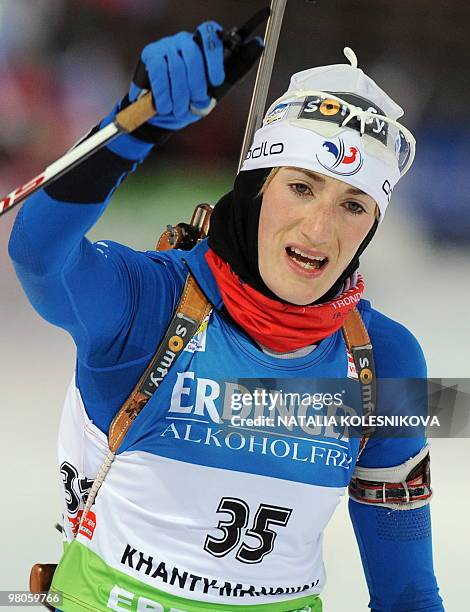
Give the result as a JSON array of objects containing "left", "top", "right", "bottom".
[{"left": 285, "top": 246, "right": 328, "bottom": 271}]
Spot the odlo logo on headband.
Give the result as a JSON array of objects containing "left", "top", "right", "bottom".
[{"left": 316, "top": 137, "right": 363, "bottom": 176}]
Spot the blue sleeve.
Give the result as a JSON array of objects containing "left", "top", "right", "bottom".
[
  {"left": 349, "top": 500, "right": 443, "bottom": 611},
  {"left": 348, "top": 308, "right": 444, "bottom": 611},
  {"left": 8, "top": 122, "right": 180, "bottom": 432}
]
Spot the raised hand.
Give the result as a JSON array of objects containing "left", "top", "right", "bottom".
[{"left": 129, "top": 21, "right": 225, "bottom": 131}]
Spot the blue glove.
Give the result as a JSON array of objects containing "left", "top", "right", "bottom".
[{"left": 129, "top": 21, "right": 225, "bottom": 131}]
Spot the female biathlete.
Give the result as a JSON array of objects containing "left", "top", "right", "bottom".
[{"left": 9, "top": 20, "right": 444, "bottom": 612}]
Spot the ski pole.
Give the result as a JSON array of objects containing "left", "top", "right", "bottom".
[
  {"left": 237, "top": 0, "right": 319, "bottom": 172},
  {"left": 238, "top": 0, "right": 288, "bottom": 172}
]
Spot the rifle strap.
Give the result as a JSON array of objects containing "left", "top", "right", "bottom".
[
  {"left": 108, "top": 273, "right": 212, "bottom": 453},
  {"left": 342, "top": 307, "right": 376, "bottom": 458}
]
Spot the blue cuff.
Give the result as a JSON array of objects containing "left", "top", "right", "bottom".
[{"left": 100, "top": 104, "right": 154, "bottom": 161}]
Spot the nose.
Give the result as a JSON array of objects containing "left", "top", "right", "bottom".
[{"left": 299, "top": 198, "right": 336, "bottom": 246}]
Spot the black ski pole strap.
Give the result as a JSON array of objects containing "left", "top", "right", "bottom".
[
  {"left": 108, "top": 273, "right": 211, "bottom": 453},
  {"left": 118, "top": 94, "right": 172, "bottom": 145}
]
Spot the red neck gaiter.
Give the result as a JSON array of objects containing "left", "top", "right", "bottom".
[{"left": 205, "top": 248, "right": 365, "bottom": 352}]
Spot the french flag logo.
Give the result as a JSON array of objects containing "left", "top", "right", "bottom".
[{"left": 316, "top": 137, "right": 364, "bottom": 176}]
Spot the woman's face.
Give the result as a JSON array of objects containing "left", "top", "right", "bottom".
[{"left": 258, "top": 167, "right": 378, "bottom": 305}]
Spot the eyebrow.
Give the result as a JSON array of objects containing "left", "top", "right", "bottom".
[
  {"left": 345, "top": 186, "right": 368, "bottom": 197},
  {"left": 293, "top": 169, "right": 325, "bottom": 184},
  {"left": 292, "top": 168, "right": 369, "bottom": 198}
]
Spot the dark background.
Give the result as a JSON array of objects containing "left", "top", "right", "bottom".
[{"left": 0, "top": 0, "right": 469, "bottom": 243}]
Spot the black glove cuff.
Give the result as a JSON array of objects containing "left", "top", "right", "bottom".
[{"left": 45, "top": 124, "right": 138, "bottom": 204}]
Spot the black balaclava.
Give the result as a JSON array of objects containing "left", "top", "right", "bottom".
[{"left": 208, "top": 168, "right": 378, "bottom": 305}]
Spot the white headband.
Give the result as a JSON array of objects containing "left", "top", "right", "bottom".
[
  {"left": 240, "top": 48, "right": 415, "bottom": 219},
  {"left": 241, "top": 119, "right": 400, "bottom": 216}
]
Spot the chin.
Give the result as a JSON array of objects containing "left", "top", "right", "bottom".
[
  {"left": 288, "top": 293, "right": 321, "bottom": 306},
  {"left": 268, "top": 281, "right": 325, "bottom": 306}
]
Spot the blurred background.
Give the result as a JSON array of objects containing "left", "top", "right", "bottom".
[{"left": 0, "top": 0, "right": 469, "bottom": 610}]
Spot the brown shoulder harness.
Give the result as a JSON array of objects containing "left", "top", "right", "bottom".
[
  {"left": 109, "top": 274, "right": 212, "bottom": 452},
  {"left": 342, "top": 307, "right": 376, "bottom": 457}
]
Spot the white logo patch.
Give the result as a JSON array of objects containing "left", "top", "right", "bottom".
[
  {"left": 347, "top": 350, "right": 358, "bottom": 379},
  {"left": 184, "top": 315, "right": 209, "bottom": 353},
  {"left": 263, "top": 102, "right": 289, "bottom": 125}
]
